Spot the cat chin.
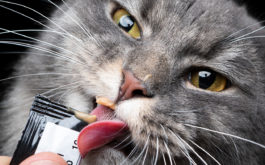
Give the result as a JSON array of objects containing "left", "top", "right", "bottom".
[{"left": 81, "top": 146, "right": 131, "bottom": 165}]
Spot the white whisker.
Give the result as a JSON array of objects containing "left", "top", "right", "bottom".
[
  {"left": 112, "top": 134, "right": 132, "bottom": 149},
  {"left": 46, "top": 90, "right": 66, "bottom": 99},
  {"left": 160, "top": 124, "right": 169, "bottom": 141},
  {"left": 40, "top": 81, "right": 82, "bottom": 96},
  {"left": 230, "top": 137, "right": 240, "bottom": 159},
  {"left": 8, "top": 81, "right": 83, "bottom": 109},
  {"left": 0, "top": 51, "right": 83, "bottom": 65},
  {"left": 153, "top": 137, "right": 160, "bottom": 165},
  {"left": 47, "top": 0, "right": 103, "bottom": 48},
  {"left": 169, "top": 109, "right": 201, "bottom": 115},
  {"left": 163, "top": 141, "right": 173, "bottom": 165},
  {"left": 142, "top": 141, "right": 150, "bottom": 165},
  {"left": 177, "top": 135, "right": 208, "bottom": 165},
  {"left": 0, "top": 73, "right": 78, "bottom": 82},
  {"left": 189, "top": 140, "right": 221, "bottom": 165},
  {"left": 59, "top": 0, "right": 103, "bottom": 47},
  {"left": 231, "top": 25, "right": 265, "bottom": 41},
  {"left": 225, "top": 20, "right": 265, "bottom": 39},
  {"left": 162, "top": 151, "right": 167, "bottom": 165},
  {"left": 131, "top": 135, "right": 150, "bottom": 165},
  {"left": 120, "top": 143, "right": 139, "bottom": 165},
  {"left": 162, "top": 124, "right": 197, "bottom": 165},
  {"left": 0, "top": 41, "right": 87, "bottom": 65},
  {"left": 184, "top": 124, "right": 265, "bottom": 149},
  {"left": 0, "top": 27, "right": 83, "bottom": 58},
  {"left": 231, "top": 35, "right": 265, "bottom": 43},
  {"left": 168, "top": 129, "right": 196, "bottom": 165},
  {"left": 0, "top": 29, "right": 71, "bottom": 40},
  {"left": 57, "top": 84, "right": 81, "bottom": 103},
  {"left": 0, "top": 4, "right": 48, "bottom": 31},
  {"left": 0, "top": 0, "right": 82, "bottom": 43},
  {"left": 0, "top": 29, "right": 90, "bottom": 54}
]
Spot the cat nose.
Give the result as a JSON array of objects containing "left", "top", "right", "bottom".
[{"left": 119, "top": 70, "right": 148, "bottom": 101}]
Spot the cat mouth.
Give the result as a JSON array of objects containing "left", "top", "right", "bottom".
[{"left": 77, "top": 102, "right": 131, "bottom": 158}]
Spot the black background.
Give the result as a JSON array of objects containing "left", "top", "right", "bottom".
[{"left": 0, "top": 0, "right": 264, "bottom": 90}]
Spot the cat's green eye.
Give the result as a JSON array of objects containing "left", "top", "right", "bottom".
[
  {"left": 112, "top": 9, "right": 141, "bottom": 39},
  {"left": 189, "top": 69, "right": 227, "bottom": 92}
]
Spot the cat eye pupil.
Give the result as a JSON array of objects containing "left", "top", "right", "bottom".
[
  {"left": 189, "top": 69, "right": 227, "bottom": 92},
  {"left": 198, "top": 71, "right": 216, "bottom": 89},
  {"left": 112, "top": 8, "right": 141, "bottom": 39},
  {"left": 118, "top": 15, "right": 134, "bottom": 32}
]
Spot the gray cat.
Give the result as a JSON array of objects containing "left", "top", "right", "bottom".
[{"left": 0, "top": 0, "right": 265, "bottom": 164}]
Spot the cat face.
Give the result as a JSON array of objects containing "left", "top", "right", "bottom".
[{"left": 12, "top": 0, "right": 265, "bottom": 164}]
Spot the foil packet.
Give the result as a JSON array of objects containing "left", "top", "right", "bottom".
[{"left": 10, "top": 95, "right": 88, "bottom": 165}]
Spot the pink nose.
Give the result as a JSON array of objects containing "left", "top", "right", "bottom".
[{"left": 119, "top": 70, "right": 147, "bottom": 101}]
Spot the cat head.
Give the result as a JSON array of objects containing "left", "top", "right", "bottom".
[{"left": 19, "top": 0, "right": 265, "bottom": 164}]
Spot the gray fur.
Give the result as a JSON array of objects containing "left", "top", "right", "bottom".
[{"left": 1, "top": 0, "right": 265, "bottom": 164}]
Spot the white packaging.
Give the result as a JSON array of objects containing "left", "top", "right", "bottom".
[{"left": 35, "top": 122, "right": 81, "bottom": 165}]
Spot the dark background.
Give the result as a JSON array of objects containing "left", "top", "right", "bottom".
[{"left": 0, "top": 0, "right": 264, "bottom": 90}]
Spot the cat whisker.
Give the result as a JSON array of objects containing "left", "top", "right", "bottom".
[
  {"left": 59, "top": 0, "right": 104, "bottom": 48},
  {"left": 0, "top": 4, "right": 48, "bottom": 32},
  {"left": 230, "top": 25, "right": 265, "bottom": 42},
  {"left": 46, "top": 90, "right": 68, "bottom": 99},
  {"left": 163, "top": 141, "right": 173, "bottom": 165},
  {"left": 0, "top": 29, "right": 78, "bottom": 43},
  {"left": 57, "top": 84, "right": 82, "bottom": 103},
  {"left": 0, "top": 0, "right": 83, "bottom": 44},
  {"left": 153, "top": 137, "right": 160, "bottom": 165},
  {"left": 160, "top": 125, "right": 174, "bottom": 165},
  {"left": 184, "top": 124, "right": 265, "bottom": 149},
  {"left": 0, "top": 38, "right": 35, "bottom": 44},
  {"left": 0, "top": 41, "right": 87, "bottom": 66},
  {"left": 0, "top": 72, "right": 78, "bottom": 82},
  {"left": 131, "top": 135, "right": 150, "bottom": 165},
  {"left": 142, "top": 141, "right": 150, "bottom": 165},
  {"left": 0, "top": 28, "right": 92, "bottom": 55},
  {"left": 162, "top": 151, "right": 167, "bottom": 165},
  {"left": 120, "top": 142, "right": 140, "bottom": 165},
  {"left": 231, "top": 43, "right": 262, "bottom": 47},
  {"left": 230, "top": 137, "right": 240, "bottom": 159},
  {"left": 0, "top": 50, "right": 86, "bottom": 67},
  {"left": 225, "top": 19, "right": 265, "bottom": 40},
  {"left": 0, "top": 27, "right": 85, "bottom": 59},
  {"left": 161, "top": 124, "right": 189, "bottom": 165},
  {"left": 160, "top": 124, "right": 169, "bottom": 143},
  {"left": 189, "top": 140, "right": 221, "bottom": 165},
  {"left": 44, "top": 84, "right": 82, "bottom": 102},
  {"left": 4, "top": 81, "right": 83, "bottom": 113},
  {"left": 177, "top": 135, "right": 208, "bottom": 165},
  {"left": 46, "top": 0, "right": 104, "bottom": 49},
  {"left": 112, "top": 134, "right": 132, "bottom": 149},
  {"left": 39, "top": 81, "right": 83, "bottom": 97},
  {"left": 167, "top": 129, "right": 196, "bottom": 165},
  {"left": 231, "top": 35, "right": 265, "bottom": 43},
  {"left": 0, "top": 0, "right": 95, "bottom": 59},
  {"left": 169, "top": 109, "right": 201, "bottom": 115}
]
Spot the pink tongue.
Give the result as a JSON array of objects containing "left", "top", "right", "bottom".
[{"left": 77, "top": 105, "right": 127, "bottom": 157}]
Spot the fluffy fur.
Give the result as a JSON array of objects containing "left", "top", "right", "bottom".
[{"left": 1, "top": 0, "right": 265, "bottom": 164}]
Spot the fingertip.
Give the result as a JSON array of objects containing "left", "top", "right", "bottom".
[
  {"left": 0, "top": 156, "right": 11, "bottom": 165},
  {"left": 20, "top": 152, "right": 67, "bottom": 165}
]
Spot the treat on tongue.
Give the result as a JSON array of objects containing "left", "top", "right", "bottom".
[
  {"left": 96, "top": 96, "right": 116, "bottom": 110},
  {"left": 77, "top": 97, "right": 127, "bottom": 157}
]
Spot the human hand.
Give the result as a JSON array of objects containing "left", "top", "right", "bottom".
[
  {"left": 0, "top": 156, "right": 11, "bottom": 164},
  {"left": 0, "top": 152, "right": 67, "bottom": 165}
]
